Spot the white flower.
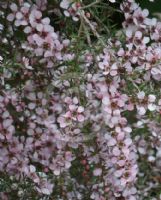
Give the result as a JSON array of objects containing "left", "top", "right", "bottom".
[
  {"left": 109, "top": 0, "right": 116, "bottom": 3},
  {"left": 54, "top": 169, "right": 60, "bottom": 176},
  {"left": 148, "top": 94, "right": 156, "bottom": 102},
  {"left": 29, "top": 165, "right": 36, "bottom": 173},
  {"left": 60, "top": 0, "right": 71, "bottom": 9},
  {"left": 137, "top": 106, "right": 146, "bottom": 115},
  {"left": 137, "top": 91, "right": 145, "bottom": 100},
  {"left": 148, "top": 103, "right": 156, "bottom": 111},
  {"left": 7, "top": 14, "right": 15, "bottom": 22},
  {"left": 107, "top": 138, "right": 117, "bottom": 146},
  {"left": 41, "top": 188, "right": 51, "bottom": 195},
  {"left": 10, "top": 3, "right": 18, "bottom": 12}
]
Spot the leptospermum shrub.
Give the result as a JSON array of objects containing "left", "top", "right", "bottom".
[{"left": 0, "top": 0, "right": 160, "bottom": 199}]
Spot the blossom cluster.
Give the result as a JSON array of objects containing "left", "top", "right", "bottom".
[
  {"left": 0, "top": 0, "right": 160, "bottom": 199},
  {"left": 7, "top": 1, "right": 73, "bottom": 68}
]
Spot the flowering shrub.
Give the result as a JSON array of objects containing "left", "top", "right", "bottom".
[{"left": 0, "top": 0, "right": 161, "bottom": 199}]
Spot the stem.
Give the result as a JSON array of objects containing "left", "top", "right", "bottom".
[
  {"left": 78, "top": 20, "right": 83, "bottom": 37},
  {"left": 80, "top": 0, "right": 101, "bottom": 10},
  {"left": 81, "top": 17, "right": 92, "bottom": 47},
  {"left": 79, "top": 10, "right": 106, "bottom": 47},
  {"left": 128, "top": 77, "right": 140, "bottom": 92}
]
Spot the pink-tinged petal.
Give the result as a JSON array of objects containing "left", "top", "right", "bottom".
[
  {"left": 44, "top": 51, "right": 53, "bottom": 58},
  {"left": 111, "top": 116, "right": 119, "bottom": 124},
  {"left": 135, "top": 31, "right": 142, "bottom": 39},
  {"left": 41, "top": 188, "right": 51, "bottom": 195},
  {"left": 111, "top": 157, "right": 117, "bottom": 164},
  {"left": 27, "top": 35, "right": 34, "bottom": 43},
  {"left": 65, "top": 161, "right": 71, "bottom": 169},
  {"left": 142, "top": 9, "right": 149, "bottom": 17},
  {"left": 148, "top": 103, "right": 156, "bottom": 111},
  {"left": 21, "top": 6, "right": 29, "bottom": 14},
  {"left": 57, "top": 117, "right": 67, "bottom": 128},
  {"left": 64, "top": 97, "right": 72, "bottom": 104},
  {"left": 120, "top": 178, "right": 127, "bottom": 186},
  {"left": 124, "top": 138, "right": 132, "bottom": 146},
  {"left": 117, "top": 132, "right": 125, "bottom": 141},
  {"left": 0, "top": 134, "right": 5, "bottom": 140},
  {"left": 137, "top": 106, "right": 146, "bottom": 115},
  {"left": 103, "top": 106, "right": 112, "bottom": 114},
  {"left": 35, "top": 48, "right": 44, "bottom": 56},
  {"left": 102, "top": 96, "right": 110, "bottom": 105},
  {"left": 34, "top": 10, "right": 42, "bottom": 19},
  {"left": 143, "top": 37, "right": 150, "bottom": 44},
  {"left": 137, "top": 91, "right": 145, "bottom": 100},
  {"left": 126, "top": 29, "right": 132, "bottom": 38},
  {"left": 16, "top": 12, "right": 23, "bottom": 20},
  {"left": 110, "top": 70, "right": 117, "bottom": 76},
  {"left": 60, "top": 0, "right": 70, "bottom": 9},
  {"left": 118, "top": 160, "right": 126, "bottom": 166},
  {"left": 28, "top": 103, "right": 36, "bottom": 110},
  {"left": 54, "top": 169, "right": 60, "bottom": 176},
  {"left": 36, "top": 23, "right": 43, "bottom": 32},
  {"left": 99, "top": 62, "right": 105, "bottom": 70},
  {"left": 123, "top": 127, "right": 132, "bottom": 133},
  {"left": 117, "top": 48, "right": 124, "bottom": 56},
  {"left": 7, "top": 14, "right": 15, "bottom": 22},
  {"left": 77, "top": 106, "right": 84, "bottom": 113},
  {"left": 51, "top": 32, "right": 58, "bottom": 39},
  {"left": 77, "top": 114, "right": 85, "bottom": 122},
  {"left": 10, "top": 3, "right": 18, "bottom": 12},
  {"left": 115, "top": 169, "right": 123, "bottom": 177},
  {"left": 63, "top": 39, "right": 70, "bottom": 47},
  {"left": 113, "top": 147, "right": 120, "bottom": 156},
  {"left": 64, "top": 111, "right": 72, "bottom": 118},
  {"left": 30, "top": 165, "right": 36, "bottom": 173},
  {"left": 24, "top": 26, "right": 32, "bottom": 34},
  {"left": 151, "top": 67, "right": 161, "bottom": 75},
  {"left": 127, "top": 102, "right": 134, "bottom": 111},
  {"left": 42, "top": 17, "right": 50, "bottom": 25},
  {"left": 93, "top": 168, "right": 102, "bottom": 176},
  {"left": 33, "top": 34, "right": 44, "bottom": 46},
  {"left": 117, "top": 99, "right": 125, "bottom": 107},
  {"left": 148, "top": 94, "right": 156, "bottom": 102},
  {"left": 14, "top": 19, "right": 21, "bottom": 27},
  {"left": 107, "top": 138, "right": 117, "bottom": 146},
  {"left": 122, "top": 147, "right": 130, "bottom": 157},
  {"left": 113, "top": 109, "right": 120, "bottom": 116},
  {"left": 69, "top": 104, "right": 76, "bottom": 111},
  {"left": 2, "top": 119, "right": 12, "bottom": 128},
  {"left": 73, "top": 97, "right": 79, "bottom": 104}
]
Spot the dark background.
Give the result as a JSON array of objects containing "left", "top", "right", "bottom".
[{"left": 137, "top": 0, "right": 161, "bottom": 16}]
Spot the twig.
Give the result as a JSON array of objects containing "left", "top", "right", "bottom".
[
  {"left": 79, "top": 10, "right": 106, "bottom": 47},
  {"left": 81, "top": 17, "right": 92, "bottom": 47},
  {"left": 128, "top": 77, "right": 140, "bottom": 92},
  {"left": 80, "top": 0, "right": 101, "bottom": 10},
  {"left": 78, "top": 20, "right": 83, "bottom": 37}
]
